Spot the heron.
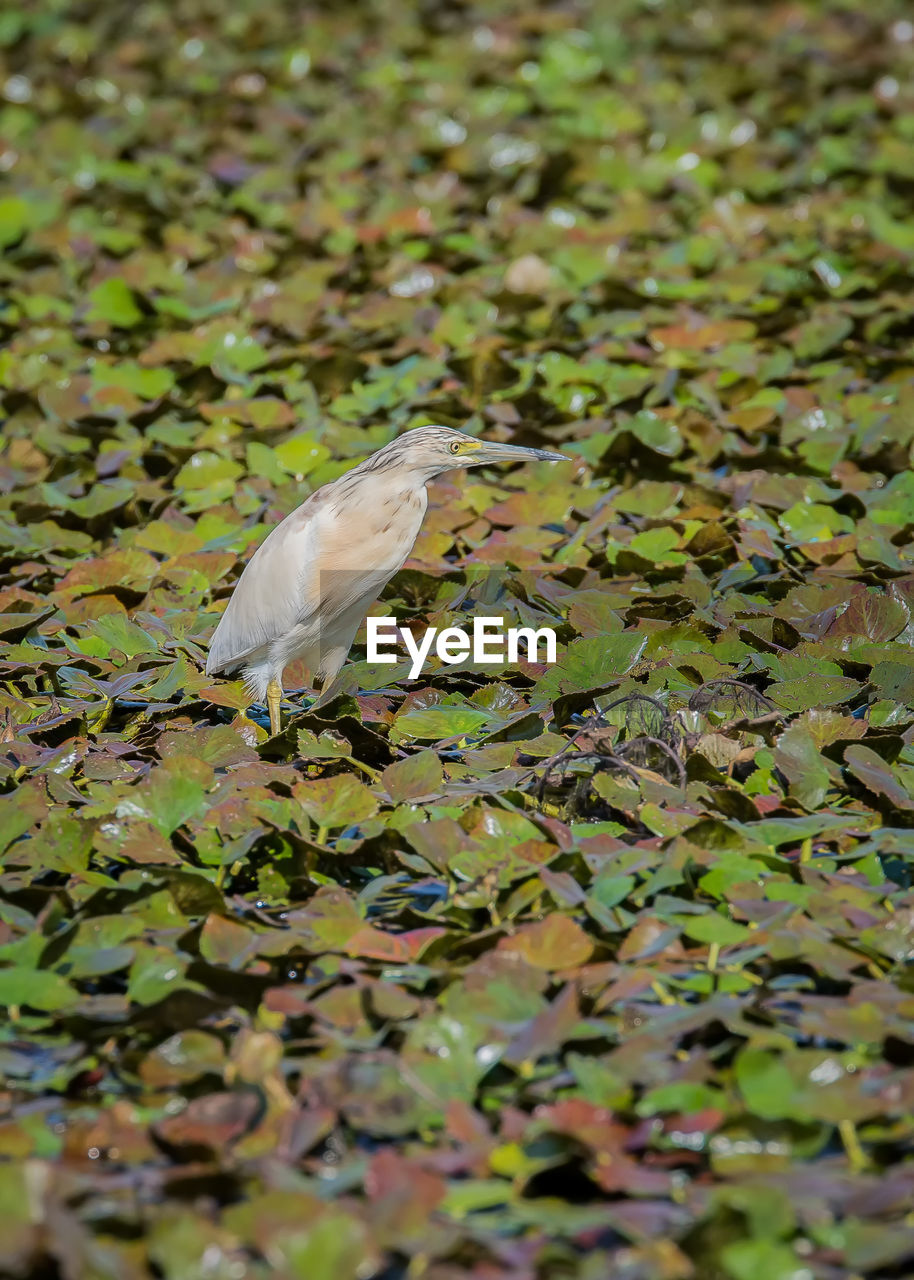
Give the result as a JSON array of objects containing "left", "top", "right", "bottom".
[{"left": 205, "top": 425, "right": 567, "bottom": 734}]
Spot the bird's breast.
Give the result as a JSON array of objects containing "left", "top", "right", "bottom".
[{"left": 304, "top": 479, "right": 428, "bottom": 612}]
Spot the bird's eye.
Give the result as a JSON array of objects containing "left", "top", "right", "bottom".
[{"left": 449, "top": 441, "right": 461, "bottom": 454}]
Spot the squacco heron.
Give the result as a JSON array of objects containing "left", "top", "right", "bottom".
[{"left": 206, "top": 425, "right": 566, "bottom": 734}]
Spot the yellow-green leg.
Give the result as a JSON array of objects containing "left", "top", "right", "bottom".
[{"left": 267, "top": 678, "right": 283, "bottom": 737}]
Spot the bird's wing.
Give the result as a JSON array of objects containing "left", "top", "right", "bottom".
[
  {"left": 205, "top": 477, "right": 428, "bottom": 675},
  {"left": 300, "top": 477, "right": 428, "bottom": 629},
  {"left": 205, "top": 492, "right": 324, "bottom": 674}
]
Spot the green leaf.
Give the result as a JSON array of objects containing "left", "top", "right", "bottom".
[
  {"left": 88, "top": 613, "right": 160, "bottom": 659},
  {"left": 767, "top": 675, "right": 860, "bottom": 713},
  {"left": 272, "top": 1211, "right": 373, "bottom": 1280},
  {"left": 274, "top": 434, "right": 332, "bottom": 476},
  {"left": 295, "top": 774, "right": 379, "bottom": 829},
  {"left": 779, "top": 501, "right": 853, "bottom": 543},
  {"left": 627, "top": 526, "right": 686, "bottom": 565},
  {"left": 382, "top": 752, "right": 444, "bottom": 801},
  {"left": 791, "top": 311, "right": 853, "bottom": 360},
  {"left": 534, "top": 634, "right": 647, "bottom": 699},
  {"left": 589, "top": 872, "right": 635, "bottom": 909},
  {"left": 128, "top": 945, "right": 189, "bottom": 1005},
  {"left": 637, "top": 1081, "right": 724, "bottom": 1115},
  {"left": 681, "top": 914, "right": 751, "bottom": 945},
  {"left": 86, "top": 278, "right": 144, "bottom": 327},
  {"left": 0, "top": 967, "right": 79, "bottom": 1011},
  {"left": 296, "top": 729, "right": 354, "bottom": 760},
  {"left": 0, "top": 195, "right": 29, "bottom": 248},
  {"left": 627, "top": 409, "right": 683, "bottom": 457},
  {"left": 133, "top": 758, "right": 212, "bottom": 835},
  {"left": 92, "top": 362, "right": 175, "bottom": 400},
  {"left": 174, "top": 451, "right": 245, "bottom": 491},
  {"left": 441, "top": 1180, "right": 512, "bottom": 1216},
  {"left": 735, "top": 1048, "right": 796, "bottom": 1120},
  {"left": 845, "top": 744, "right": 914, "bottom": 810},
  {"left": 774, "top": 724, "right": 830, "bottom": 809},
  {"left": 392, "top": 702, "right": 491, "bottom": 742},
  {"left": 722, "top": 1239, "right": 808, "bottom": 1280}
]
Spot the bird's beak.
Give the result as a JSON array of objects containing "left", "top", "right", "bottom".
[{"left": 469, "top": 440, "right": 567, "bottom": 466}]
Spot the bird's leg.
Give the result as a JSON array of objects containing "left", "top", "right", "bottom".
[
  {"left": 311, "top": 651, "right": 345, "bottom": 710},
  {"left": 266, "top": 678, "right": 283, "bottom": 736}
]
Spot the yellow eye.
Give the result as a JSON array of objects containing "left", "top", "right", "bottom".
[{"left": 449, "top": 441, "right": 461, "bottom": 454}]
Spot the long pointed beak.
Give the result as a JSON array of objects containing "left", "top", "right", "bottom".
[{"left": 471, "top": 441, "right": 567, "bottom": 466}]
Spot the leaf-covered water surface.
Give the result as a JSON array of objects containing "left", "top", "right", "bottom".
[{"left": 2, "top": 1, "right": 914, "bottom": 1276}]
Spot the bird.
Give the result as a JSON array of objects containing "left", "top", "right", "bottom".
[{"left": 205, "top": 425, "right": 567, "bottom": 735}]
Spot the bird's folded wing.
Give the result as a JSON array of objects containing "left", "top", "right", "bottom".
[
  {"left": 205, "top": 479, "right": 424, "bottom": 675},
  {"left": 205, "top": 504, "right": 320, "bottom": 674}
]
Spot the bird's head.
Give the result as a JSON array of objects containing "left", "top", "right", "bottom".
[{"left": 377, "top": 425, "right": 567, "bottom": 480}]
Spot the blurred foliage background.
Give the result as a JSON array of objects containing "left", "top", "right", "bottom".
[{"left": 2, "top": 1, "right": 914, "bottom": 1277}]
